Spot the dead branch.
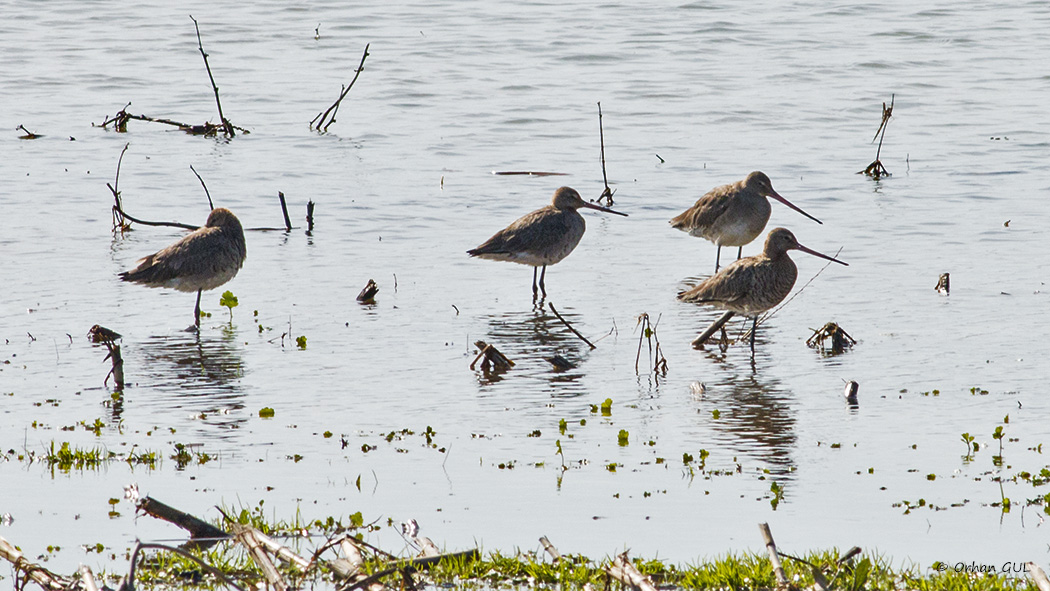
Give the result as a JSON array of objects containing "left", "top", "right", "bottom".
[
  {"left": 17, "top": 124, "right": 41, "bottom": 139},
  {"left": 346, "top": 549, "right": 480, "bottom": 591},
  {"left": 231, "top": 524, "right": 288, "bottom": 591},
  {"left": 859, "top": 94, "right": 893, "bottom": 179},
  {"left": 122, "top": 541, "right": 247, "bottom": 591},
  {"left": 136, "top": 496, "right": 230, "bottom": 547},
  {"left": 606, "top": 552, "right": 657, "bottom": 591},
  {"left": 95, "top": 103, "right": 248, "bottom": 135},
  {"left": 491, "top": 171, "right": 569, "bottom": 176},
  {"left": 103, "top": 342, "right": 125, "bottom": 389},
  {"left": 311, "top": 44, "right": 371, "bottom": 132},
  {"left": 691, "top": 310, "right": 735, "bottom": 349},
  {"left": 634, "top": 313, "right": 667, "bottom": 374},
  {"left": 538, "top": 536, "right": 561, "bottom": 563},
  {"left": 470, "top": 340, "right": 514, "bottom": 372},
  {"left": 191, "top": 15, "right": 234, "bottom": 137},
  {"left": 596, "top": 102, "right": 614, "bottom": 206},
  {"left": 78, "top": 565, "right": 100, "bottom": 591},
  {"left": 110, "top": 143, "right": 131, "bottom": 232},
  {"left": 0, "top": 534, "right": 73, "bottom": 591},
  {"left": 190, "top": 165, "right": 214, "bottom": 210},
  {"left": 758, "top": 523, "right": 789, "bottom": 590},
  {"left": 1028, "top": 562, "right": 1050, "bottom": 591},
  {"left": 306, "top": 201, "right": 316, "bottom": 234},
  {"left": 548, "top": 303, "right": 596, "bottom": 349}
]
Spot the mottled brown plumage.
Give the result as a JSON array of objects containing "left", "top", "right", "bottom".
[
  {"left": 120, "top": 208, "right": 246, "bottom": 328},
  {"left": 679, "top": 227, "right": 846, "bottom": 352},
  {"left": 670, "top": 171, "right": 822, "bottom": 272},
  {"left": 467, "top": 187, "right": 626, "bottom": 297}
]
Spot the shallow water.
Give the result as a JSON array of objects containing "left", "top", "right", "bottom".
[{"left": 2, "top": 0, "right": 1050, "bottom": 577}]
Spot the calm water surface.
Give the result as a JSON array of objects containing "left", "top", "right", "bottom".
[{"left": 3, "top": 0, "right": 1050, "bottom": 576}]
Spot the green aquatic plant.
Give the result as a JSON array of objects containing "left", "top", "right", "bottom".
[
  {"left": 961, "top": 432, "right": 975, "bottom": 459},
  {"left": 992, "top": 425, "right": 1005, "bottom": 467},
  {"left": 295, "top": 335, "right": 307, "bottom": 349},
  {"left": 617, "top": 429, "right": 629, "bottom": 446},
  {"left": 219, "top": 290, "right": 238, "bottom": 322}
]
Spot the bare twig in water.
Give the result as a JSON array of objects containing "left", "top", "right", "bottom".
[
  {"left": 491, "top": 171, "right": 569, "bottom": 176},
  {"left": 189, "top": 165, "right": 214, "bottom": 210},
  {"left": 103, "top": 342, "right": 125, "bottom": 388},
  {"left": 279, "top": 191, "right": 292, "bottom": 231},
  {"left": 109, "top": 143, "right": 132, "bottom": 232},
  {"left": 190, "top": 15, "right": 235, "bottom": 137},
  {"left": 311, "top": 44, "right": 371, "bottom": 132},
  {"left": 16, "top": 124, "right": 41, "bottom": 139},
  {"left": 596, "top": 102, "right": 615, "bottom": 206},
  {"left": 96, "top": 102, "right": 249, "bottom": 135},
  {"left": 634, "top": 313, "right": 667, "bottom": 374},
  {"left": 548, "top": 303, "right": 596, "bottom": 349},
  {"left": 306, "top": 200, "right": 316, "bottom": 234},
  {"left": 859, "top": 94, "right": 893, "bottom": 179}
]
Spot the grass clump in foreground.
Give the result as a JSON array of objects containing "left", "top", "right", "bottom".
[{"left": 132, "top": 535, "right": 1041, "bottom": 590}]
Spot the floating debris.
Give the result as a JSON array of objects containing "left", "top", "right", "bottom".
[
  {"left": 545, "top": 355, "right": 575, "bottom": 371},
  {"left": 935, "top": 273, "right": 950, "bottom": 295},
  {"left": 87, "top": 324, "right": 122, "bottom": 343},
  {"left": 844, "top": 381, "right": 859, "bottom": 405},
  {"left": 357, "top": 279, "right": 379, "bottom": 303},
  {"left": 806, "top": 322, "right": 856, "bottom": 353},
  {"left": 689, "top": 381, "right": 706, "bottom": 400},
  {"left": 470, "top": 340, "right": 514, "bottom": 372}
]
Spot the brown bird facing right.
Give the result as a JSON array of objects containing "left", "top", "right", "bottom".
[
  {"left": 467, "top": 187, "right": 626, "bottom": 298},
  {"left": 678, "top": 227, "right": 846, "bottom": 354},
  {"left": 120, "top": 208, "right": 246, "bottom": 330},
  {"left": 670, "top": 171, "right": 822, "bottom": 272}
]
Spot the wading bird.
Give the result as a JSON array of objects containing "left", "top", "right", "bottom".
[
  {"left": 468, "top": 187, "right": 627, "bottom": 297},
  {"left": 678, "top": 227, "right": 846, "bottom": 354},
  {"left": 670, "top": 171, "right": 822, "bottom": 272},
  {"left": 120, "top": 208, "right": 246, "bottom": 329}
]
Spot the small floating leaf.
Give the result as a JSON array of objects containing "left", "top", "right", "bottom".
[{"left": 259, "top": 407, "right": 275, "bottom": 418}]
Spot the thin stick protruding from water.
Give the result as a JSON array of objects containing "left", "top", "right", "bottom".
[
  {"left": 311, "top": 44, "right": 371, "bottom": 132},
  {"left": 190, "top": 165, "right": 214, "bottom": 210},
  {"left": 549, "top": 303, "right": 596, "bottom": 349},
  {"left": 596, "top": 101, "right": 614, "bottom": 206},
  {"left": 191, "top": 15, "right": 234, "bottom": 137}
]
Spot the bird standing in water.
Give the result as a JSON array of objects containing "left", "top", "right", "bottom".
[
  {"left": 678, "top": 227, "right": 846, "bottom": 353},
  {"left": 468, "top": 187, "right": 627, "bottom": 298},
  {"left": 670, "top": 171, "right": 823, "bottom": 272},
  {"left": 120, "top": 208, "right": 246, "bottom": 330}
]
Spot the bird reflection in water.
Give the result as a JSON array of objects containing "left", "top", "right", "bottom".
[
  {"left": 473, "top": 302, "right": 596, "bottom": 398},
  {"left": 694, "top": 359, "right": 797, "bottom": 479},
  {"left": 132, "top": 329, "right": 248, "bottom": 433}
]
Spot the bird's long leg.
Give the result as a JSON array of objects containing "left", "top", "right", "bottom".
[
  {"left": 532, "top": 267, "right": 539, "bottom": 298},
  {"left": 715, "top": 246, "right": 722, "bottom": 273},
  {"left": 194, "top": 289, "right": 202, "bottom": 329},
  {"left": 749, "top": 316, "right": 757, "bottom": 357},
  {"left": 737, "top": 246, "right": 743, "bottom": 260},
  {"left": 539, "top": 265, "right": 547, "bottom": 297}
]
